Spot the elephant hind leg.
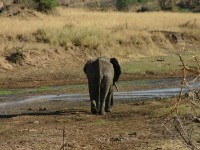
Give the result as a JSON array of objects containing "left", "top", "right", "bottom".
[
  {"left": 99, "top": 90, "right": 107, "bottom": 115},
  {"left": 91, "top": 100, "right": 97, "bottom": 114},
  {"left": 99, "top": 77, "right": 112, "bottom": 115},
  {"left": 105, "top": 86, "right": 113, "bottom": 112}
]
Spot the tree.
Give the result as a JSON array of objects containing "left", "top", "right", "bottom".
[
  {"left": 36, "top": 0, "right": 57, "bottom": 11},
  {"left": 116, "top": 0, "right": 132, "bottom": 11},
  {"left": 159, "top": 0, "right": 174, "bottom": 10}
]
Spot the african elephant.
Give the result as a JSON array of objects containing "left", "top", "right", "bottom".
[{"left": 83, "top": 57, "right": 121, "bottom": 115}]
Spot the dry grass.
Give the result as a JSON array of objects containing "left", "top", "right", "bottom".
[
  {"left": 0, "top": 8, "right": 200, "bottom": 62},
  {"left": 0, "top": 8, "right": 200, "bottom": 35}
]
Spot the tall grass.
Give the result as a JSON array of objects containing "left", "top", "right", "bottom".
[
  {"left": 34, "top": 26, "right": 115, "bottom": 48},
  {"left": 0, "top": 8, "right": 200, "bottom": 59},
  {"left": 0, "top": 8, "right": 200, "bottom": 35}
]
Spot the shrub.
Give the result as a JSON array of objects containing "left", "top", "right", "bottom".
[
  {"left": 116, "top": 0, "right": 131, "bottom": 11},
  {"left": 36, "top": 0, "right": 57, "bottom": 11},
  {"left": 116, "top": 0, "right": 148, "bottom": 11},
  {"left": 34, "top": 29, "right": 50, "bottom": 43},
  {"left": 6, "top": 51, "right": 25, "bottom": 63},
  {"left": 13, "top": 0, "right": 57, "bottom": 12}
]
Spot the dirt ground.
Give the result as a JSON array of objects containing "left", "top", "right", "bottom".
[{"left": 0, "top": 90, "right": 200, "bottom": 150}]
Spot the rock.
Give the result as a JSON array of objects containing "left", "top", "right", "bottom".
[{"left": 33, "top": 120, "right": 39, "bottom": 124}]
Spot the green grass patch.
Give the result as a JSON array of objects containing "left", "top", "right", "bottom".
[
  {"left": 122, "top": 52, "right": 198, "bottom": 74},
  {"left": 0, "top": 83, "right": 87, "bottom": 96},
  {"left": 88, "top": 119, "right": 107, "bottom": 126},
  {"left": 149, "top": 99, "right": 200, "bottom": 118},
  {"left": 0, "top": 86, "right": 52, "bottom": 96},
  {"left": 122, "top": 55, "right": 179, "bottom": 74},
  {"left": 35, "top": 86, "right": 51, "bottom": 92},
  {"left": 0, "top": 124, "right": 6, "bottom": 133},
  {"left": 0, "top": 90, "right": 14, "bottom": 96},
  {"left": 65, "top": 84, "right": 87, "bottom": 91}
]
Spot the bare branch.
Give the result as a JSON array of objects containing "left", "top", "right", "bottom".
[
  {"left": 173, "top": 115, "right": 197, "bottom": 150},
  {"left": 164, "top": 54, "right": 200, "bottom": 149}
]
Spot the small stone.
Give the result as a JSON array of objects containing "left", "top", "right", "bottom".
[
  {"left": 27, "top": 108, "right": 32, "bottom": 111},
  {"left": 33, "top": 121, "right": 39, "bottom": 124}
]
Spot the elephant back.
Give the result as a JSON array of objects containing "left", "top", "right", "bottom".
[
  {"left": 84, "top": 57, "right": 121, "bottom": 83},
  {"left": 84, "top": 59, "right": 100, "bottom": 78},
  {"left": 98, "top": 57, "right": 114, "bottom": 79}
]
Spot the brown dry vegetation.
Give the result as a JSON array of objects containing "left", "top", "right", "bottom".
[
  {"left": 0, "top": 6, "right": 200, "bottom": 150},
  {"left": 0, "top": 7, "right": 200, "bottom": 88}
]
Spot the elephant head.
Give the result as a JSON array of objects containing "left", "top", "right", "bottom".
[{"left": 84, "top": 57, "right": 121, "bottom": 115}]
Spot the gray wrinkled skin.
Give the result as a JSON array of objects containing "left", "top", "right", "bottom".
[{"left": 84, "top": 57, "right": 121, "bottom": 115}]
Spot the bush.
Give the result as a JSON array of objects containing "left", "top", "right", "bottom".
[
  {"left": 116, "top": 0, "right": 131, "bottom": 11},
  {"left": 116, "top": 0, "right": 148, "bottom": 11},
  {"left": 13, "top": 0, "right": 57, "bottom": 12},
  {"left": 36, "top": 0, "right": 57, "bottom": 11},
  {"left": 6, "top": 51, "right": 25, "bottom": 63}
]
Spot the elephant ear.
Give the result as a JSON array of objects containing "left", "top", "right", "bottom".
[{"left": 110, "top": 58, "right": 121, "bottom": 82}]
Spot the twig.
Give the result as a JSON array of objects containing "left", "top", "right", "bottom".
[
  {"left": 164, "top": 54, "right": 200, "bottom": 150},
  {"left": 162, "top": 122, "right": 177, "bottom": 138},
  {"left": 63, "top": 127, "right": 65, "bottom": 150},
  {"left": 166, "top": 62, "right": 186, "bottom": 117},
  {"left": 168, "top": 55, "right": 200, "bottom": 117},
  {"left": 194, "top": 56, "right": 200, "bottom": 69},
  {"left": 179, "top": 55, "right": 200, "bottom": 75},
  {"left": 188, "top": 75, "right": 200, "bottom": 84},
  {"left": 174, "top": 115, "right": 197, "bottom": 150}
]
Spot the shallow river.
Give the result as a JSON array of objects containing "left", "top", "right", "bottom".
[{"left": 0, "top": 78, "right": 199, "bottom": 109}]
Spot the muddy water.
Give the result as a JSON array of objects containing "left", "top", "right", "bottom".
[
  {"left": 0, "top": 87, "right": 183, "bottom": 108},
  {"left": 0, "top": 78, "right": 199, "bottom": 114}
]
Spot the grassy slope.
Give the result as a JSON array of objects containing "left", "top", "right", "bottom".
[{"left": 0, "top": 7, "right": 200, "bottom": 86}]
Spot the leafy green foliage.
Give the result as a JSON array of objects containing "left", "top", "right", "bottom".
[
  {"left": 116, "top": 0, "right": 131, "bottom": 11},
  {"left": 116, "top": 0, "right": 148, "bottom": 11},
  {"left": 15, "top": 0, "right": 57, "bottom": 12},
  {"left": 36, "top": 0, "right": 57, "bottom": 11}
]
